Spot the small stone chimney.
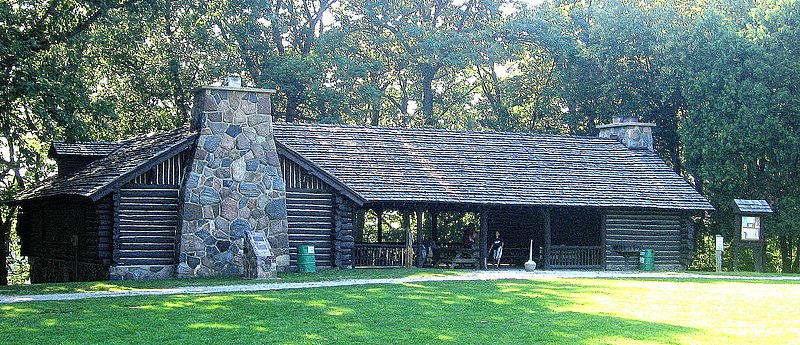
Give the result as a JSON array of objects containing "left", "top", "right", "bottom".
[
  {"left": 178, "top": 82, "right": 289, "bottom": 278},
  {"left": 597, "top": 115, "right": 655, "bottom": 151}
]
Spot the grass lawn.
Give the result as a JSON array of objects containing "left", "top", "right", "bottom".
[
  {"left": 1, "top": 278, "right": 799, "bottom": 344},
  {"left": 0, "top": 268, "right": 463, "bottom": 296}
]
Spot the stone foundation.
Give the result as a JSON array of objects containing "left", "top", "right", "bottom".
[
  {"left": 177, "top": 86, "right": 288, "bottom": 278},
  {"left": 109, "top": 265, "right": 175, "bottom": 280}
]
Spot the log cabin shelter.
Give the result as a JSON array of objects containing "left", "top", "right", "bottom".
[
  {"left": 272, "top": 121, "right": 715, "bottom": 271},
  {"left": 9, "top": 85, "right": 715, "bottom": 283}
]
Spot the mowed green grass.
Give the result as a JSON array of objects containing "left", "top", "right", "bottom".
[{"left": 2, "top": 278, "right": 799, "bottom": 344}]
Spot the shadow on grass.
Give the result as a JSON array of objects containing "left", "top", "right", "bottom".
[
  {"left": 0, "top": 268, "right": 466, "bottom": 296},
  {"left": 0, "top": 279, "right": 696, "bottom": 344}
]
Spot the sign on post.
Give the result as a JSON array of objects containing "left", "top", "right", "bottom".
[
  {"left": 715, "top": 235, "right": 724, "bottom": 273},
  {"left": 732, "top": 199, "right": 773, "bottom": 273}
]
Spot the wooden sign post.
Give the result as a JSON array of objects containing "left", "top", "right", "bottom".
[
  {"left": 732, "top": 199, "right": 773, "bottom": 273},
  {"left": 715, "top": 235, "right": 724, "bottom": 273}
]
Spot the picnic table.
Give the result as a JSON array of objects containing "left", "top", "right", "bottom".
[{"left": 433, "top": 245, "right": 480, "bottom": 268}]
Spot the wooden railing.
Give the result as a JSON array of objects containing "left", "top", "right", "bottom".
[
  {"left": 355, "top": 243, "right": 604, "bottom": 269},
  {"left": 549, "top": 245, "right": 603, "bottom": 268},
  {"left": 354, "top": 243, "right": 407, "bottom": 267}
]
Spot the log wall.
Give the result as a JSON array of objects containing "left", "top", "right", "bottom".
[
  {"left": 604, "top": 210, "right": 685, "bottom": 270},
  {"left": 286, "top": 190, "right": 334, "bottom": 269},
  {"left": 333, "top": 194, "right": 355, "bottom": 268},
  {"left": 17, "top": 197, "right": 108, "bottom": 283},
  {"left": 115, "top": 184, "right": 180, "bottom": 266},
  {"left": 283, "top": 155, "right": 355, "bottom": 269}
]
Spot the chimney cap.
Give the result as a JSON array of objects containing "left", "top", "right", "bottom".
[
  {"left": 191, "top": 85, "right": 277, "bottom": 94},
  {"left": 225, "top": 76, "right": 242, "bottom": 87},
  {"left": 613, "top": 115, "right": 640, "bottom": 124},
  {"left": 596, "top": 120, "right": 656, "bottom": 129}
]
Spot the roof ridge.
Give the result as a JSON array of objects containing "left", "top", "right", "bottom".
[
  {"left": 53, "top": 140, "right": 121, "bottom": 145},
  {"left": 272, "top": 121, "right": 615, "bottom": 142}
]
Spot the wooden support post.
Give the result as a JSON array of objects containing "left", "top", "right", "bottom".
[
  {"left": 600, "top": 212, "right": 607, "bottom": 269},
  {"left": 480, "top": 208, "right": 489, "bottom": 269},
  {"left": 377, "top": 209, "right": 384, "bottom": 243},
  {"left": 416, "top": 208, "right": 424, "bottom": 268},
  {"left": 431, "top": 211, "right": 439, "bottom": 244},
  {"left": 543, "top": 207, "right": 552, "bottom": 270},
  {"left": 354, "top": 209, "right": 365, "bottom": 243},
  {"left": 755, "top": 242, "right": 766, "bottom": 273},
  {"left": 403, "top": 211, "right": 412, "bottom": 268},
  {"left": 734, "top": 216, "right": 740, "bottom": 271},
  {"left": 757, "top": 223, "right": 767, "bottom": 273}
]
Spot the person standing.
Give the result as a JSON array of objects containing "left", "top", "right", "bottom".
[{"left": 488, "top": 231, "right": 504, "bottom": 269}]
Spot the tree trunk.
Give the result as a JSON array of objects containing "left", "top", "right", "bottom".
[
  {"left": 420, "top": 64, "right": 436, "bottom": 127},
  {"left": 794, "top": 236, "right": 800, "bottom": 273},
  {"left": 370, "top": 104, "right": 380, "bottom": 126},
  {"left": 779, "top": 234, "right": 792, "bottom": 272},
  {"left": 163, "top": 10, "right": 189, "bottom": 123},
  {"left": 0, "top": 207, "right": 16, "bottom": 285},
  {"left": 285, "top": 94, "right": 299, "bottom": 122}
]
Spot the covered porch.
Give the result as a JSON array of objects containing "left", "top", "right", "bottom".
[{"left": 352, "top": 203, "right": 604, "bottom": 270}]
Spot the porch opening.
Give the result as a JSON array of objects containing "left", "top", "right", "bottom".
[{"left": 352, "top": 205, "right": 604, "bottom": 269}]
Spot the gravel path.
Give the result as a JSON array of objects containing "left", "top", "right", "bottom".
[{"left": 2, "top": 270, "right": 798, "bottom": 304}]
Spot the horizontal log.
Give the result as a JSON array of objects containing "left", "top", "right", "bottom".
[
  {"left": 289, "top": 235, "right": 333, "bottom": 242},
  {"left": 119, "top": 214, "right": 179, "bottom": 222},
  {"left": 288, "top": 247, "right": 332, "bottom": 254},
  {"left": 286, "top": 191, "right": 333, "bottom": 198},
  {"left": 286, "top": 198, "right": 333, "bottom": 206},
  {"left": 287, "top": 209, "right": 333, "bottom": 217},
  {"left": 119, "top": 231, "right": 176, "bottom": 238},
  {"left": 119, "top": 225, "right": 177, "bottom": 232},
  {"left": 118, "top": 209, "right": 177, "bottom": 215},
  {"left": 117, "top": 236, "right": 175, "bottom": 243},
  {"left": 288, "top": 244, "right": 333, "bottom": 251},
  {"left": 118, "top": 258, "right": 175, "bottom": 265},
  {"left": 119, "top": 243, "right": 175, "bottom": 251},
  {"left": 117, "top": 250, "right": 175, "bottom": 259},
  {"left": 120, "top": 188, "right": 180, "bottom": 197},
  {"left": 117, "top": 204, "right": 179, "bottom": 211},
  {"left": 288, "top": 228, "right": 333, "bottom": 235},
  {"left": 120, "top": 197, "right": 179, "bottom": 206},
  {"left": 289, "top": 222, "right": 333, "bottom": 229}
]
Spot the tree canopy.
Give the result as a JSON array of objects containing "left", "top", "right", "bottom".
[{"left": 2, "top": 0, "right": 800, "bottom": 280}]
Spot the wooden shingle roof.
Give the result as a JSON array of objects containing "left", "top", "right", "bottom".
[
  {"left": 273, "top": 123, "right": 714, "bottom": 211},
  {"left": 733, "top": 199, "right": 773, "bottom": 214},
  {"left": 49, "top": 141, "right": 121, "bottom": 158},
  {"left": 15, "top": 127, "right": 197, "bottom": 202}
]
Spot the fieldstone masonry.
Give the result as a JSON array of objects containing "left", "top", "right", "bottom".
[
  {"left": 177, "top": 86, "right": 289, "bottom": 278},
  {"left": 597, "top": 115, "right": 655, "bottom": 151}
]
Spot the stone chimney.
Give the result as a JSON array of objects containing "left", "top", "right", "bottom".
[
  {"left": 597, "top": 115, "right": 655, "bottom": 151},
  {"left": 178, "top": 84, "right": 289, "bottom": 278}
]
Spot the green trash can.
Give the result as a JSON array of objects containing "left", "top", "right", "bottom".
[
  {"left": 639, "top": 249, "right": 655, "bottom": 271},
  {"left": 297, "top": 245, "right": 316, "bottom": 273}
]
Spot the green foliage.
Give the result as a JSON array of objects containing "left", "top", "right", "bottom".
[{"left": 3, "top": 0, "right": 800, "bottom": 281}]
